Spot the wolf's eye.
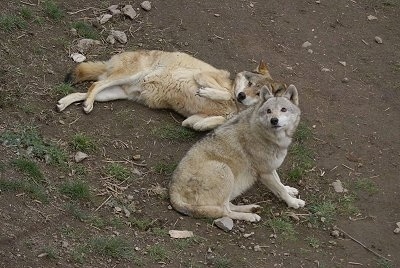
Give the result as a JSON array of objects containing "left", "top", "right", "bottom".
[
  {"left": 267, "top": 109, "right": 271, "bottom": 114},
  {"left": 281, "top": 108, "right": 287, "bottom": 112}
]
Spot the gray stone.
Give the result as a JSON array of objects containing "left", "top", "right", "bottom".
[
  {"left": 302, "top": 41, "right": 312, "bottom": 48},
  {"left": 98, "top": 14, "right": 112, "bottom": 24},
  {"left": 141, "top": 1, "right": 152, "bottom": 11},
  {"left": 74, "top": 151, "right": 88, "bottom": 163},
  {"left": 111, "top": 30, "right": 127, "bottom": 44},
  {"left": 214, "top": 217, "right": 233, "bottom": 232},
  {"left": 122, "top": 5, "right": 137, "bottom": 19},
  {"left": 375, "top": 36, "right": 383, "bottom": 44}
]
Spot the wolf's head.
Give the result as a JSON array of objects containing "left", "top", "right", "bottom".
[
  {"left": 234, "top": 60, "right": 288, "bottom": 106},
  {"left": 255, "top": 84, "right": 300, "bottom": 136}
]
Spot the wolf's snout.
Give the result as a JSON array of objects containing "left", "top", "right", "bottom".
[
  {"left": 237, "top": 92, "right": 246, "bottom": 102},
  {"left": 270, "top": 118, "right": 279, "bottom": 126}
]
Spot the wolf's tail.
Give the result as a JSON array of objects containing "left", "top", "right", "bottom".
[{"left": 65, "top": 61, "right": 107, "bottom": 84}]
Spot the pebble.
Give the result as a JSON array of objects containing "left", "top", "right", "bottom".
[
  {"left": 70, "top": 28, "right": 78, "bottom": 36},
  {"left": 133, "top": 154, "right": 141, "bottom": 160},
  {"left": 243, "top": 232, "right": 254, "bottom": 238},
  {"left": 70, "top": 53, "right": 86, "bottom": 63},
  {"left": 394, "top": 222, "right": 400, "bottom": 234},
  {"left": 123, "top": 207, "right": 131, "bottom": 217},
  {"left": 331, "top": 179, "right": 347, "bottom": 193},
  {"left": 342, "top": 77, "right": 350, "bottom": 83},
  {"left": 114, "top": 206, "right": 122, "bottom": 213},
  {"left": 76, "top": 38, "right": 101, "bottom": 53},
  {"left": 254, "top": 245, "right": 262, "bottom": 251},
  {"left": 98, "top": 13, "right": 113, "bottom": 24},
  {"left": 339, "top": 61, "right": 347, "bottom": 66},
  {"left": 106, "top": 35, "right": 115, "bottom": 45},
  {"left": 367, "top": 15, "right": 378, "bottom": 21},
  {"left": 374, "top": 36, "right": 383, "bottom": 44},
  {"left": 141, "top": 1, "right": 152, "bottom": 11},
  {"left": 74, "top": 151, "right": 88, "bottom": 163},
  {"left": 108, "top": 5, "right": 121, "bottom": 15},
  {"left": 321, "top": 67, "right": 330, "bottom": 72},
  {"left": 122, "top": 5, "right": 137, "bottom": 19},
  {"left": 61, "top": 241, "right": 69, "bottom": 248},
  {"left": 111, "top": 30, "right": 127, "bottom": 44},
  {"left": 214, "top": 217, "right": 233, "bottom": 232},
  {"left": 308, "top": 49, "right": 313, "bottom": 54},
  {"left": 331, "top": 230, "right": 340, "bottom": 238},
  {"left": 302, "top": 41, "right": 312, "bottom": 48}
]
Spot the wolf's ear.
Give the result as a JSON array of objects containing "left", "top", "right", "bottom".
[
  {"left": 260, "top": 85, "right": 274, "bottom": 102},
  {"left": 282, "top": 84, "right": 299, "bottom": 106},
  {"left": 255, "top": 60, "right": 271, "bottom": 77}
]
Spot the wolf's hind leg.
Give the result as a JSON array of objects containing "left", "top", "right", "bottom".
[
  {"left": 192, "top": 116, "right": 226, "bottom": 131},
  {"left": 94, "top": 86, "right": 128, "bottom": 102},
  {"left": 57, "top": 93, "right": 87, "bottom": 112},
  {"left": 196, "top": 87, "right": 232, "bottom": 101},
  {"left": 229, "top": 203, "right": 261, "bottom": 213}
]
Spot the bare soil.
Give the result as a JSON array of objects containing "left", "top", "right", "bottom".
[{"left": 0, "top": 0, "right": 399, "bottom": 267}]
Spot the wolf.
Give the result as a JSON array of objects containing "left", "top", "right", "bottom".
[
  {"left": 169, "top": 84, "right": 305, "bottom": 222},
  {"left": 56, "top": 50, "right": 287, "bottom": 131}
]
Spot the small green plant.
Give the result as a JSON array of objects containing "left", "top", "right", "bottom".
[
  {"left": 354, "top": 178, "right": 378, "bottom": 194},
  {"left": 59, "top": 180, "right": 91, "bottom": 200},
  {"left": 174, "top": 236, "right": 197, "bottom": 250},
  {"left": 215, "top": 256, "right": 232, "bottom": 268},
  {"left": 0, "top": 127, "right": 67, "bottom": 165},
  {"left": 71, "top": 21, "right": 99, "bottom": 39},
  {"left": 130, "top": 217, "right": 153, "bottom": 231},
  {"left": 90, "top": 236, "right": 134, "bottom": 260},
  {"left": 306, "top": 236, "right": 320, "bottom": 249},
  {"left": 43, "top": 0, "right": 64, "bottom": 20},
  {"left": 0, "top": 15, "right": 26, "bottom": 31},
  {"left": 152, "top": 124, "right": 197, "bottom": 141},
  {"left": 42, "top": 246, "right": 59, "bottom": 259},
  {"left": 267, "top": 217, "right": 297, "bottom": 240},
  {"left": 152, "top": 227, "right": 169, "bottom": 237},
  {"left": 20, "top": 7, "right": 34, "bottom": 20},
  {"left": 65, "top": 203, "right": 89, "bottom": 222},
  {"left": 148, "top": 244, "right": 169, "bottom": 262},
  {"left": 377, "top": 258, "right": 394, "bottom": 268},
  {"left": 12, "top": 158, "right": 44, "bottom": 182},
  {"left": 71, "top": 133, "right": 97, "bottom": 153},
  {"left": 338, "top": 194, "right": 359, "bottom": 215},
  {"left": 109, "top": 217, "right": 125, "bottom": 229},
  {"left": 309, "top": 200, "right": 336, "bottom": 224},
  {"left": 153, "top": 162, "right": 177, "bottom": 175},
  {"left": 0, "top": 179, "right": 48, "bottom": 203},
  {"left": 294, "top": 123, "right": 313, "bottom": 142},
  {"left": 54, "top": 83, "right": 74, "bottom": 96},
  {"left": 71, "top": 245, "right": 89, "bottom": 264},
  {"left": 105, "top": 163, "right": 131, "bottom": 181}
]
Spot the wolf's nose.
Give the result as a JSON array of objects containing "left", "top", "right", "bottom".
[
  {"left": 237, "top": 92, "right": 246, "bottom": 102},
  {"left": 270, "top": 118, "right": 279, "bottom": 125}
]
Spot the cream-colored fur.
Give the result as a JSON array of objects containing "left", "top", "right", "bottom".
[
  {"left": 56, "top": 50, "right": 286, "bottom": 131},
  {"left": 169, "top": 85, "right": 305, "bottom": 222}
]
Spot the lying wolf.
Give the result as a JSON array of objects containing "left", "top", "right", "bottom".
[
  {"left": 169, "top": 84, "right": 304, "bottom": 222},
  {"left": 56, "top": 50, "right": 287, "bottom": 131}
]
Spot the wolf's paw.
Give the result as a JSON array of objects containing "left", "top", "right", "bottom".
[
  {"left": 56, "top": 101, "right": 67, "bottom": 112},
  {"left": 195, "top": 87, "right": 211, "bottom": 98},
  {"left": 83, "top": 101, "right": 93, "bottom": 114},
  {"left": 244, "top": 213, "right": 261, "bottom": 222},
  {"left": 284, "top": 186, "right": 299, "bottom": 197},
  {"left": 286, "top": 197, "right": 305, "bottom": 209}
]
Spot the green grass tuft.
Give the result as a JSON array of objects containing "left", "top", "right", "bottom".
[
  {"left": 59, "top": 180, "right": 91, "bottom": 200},
  {"left": 152, "top": 124, "right": 197, "bottom": 141},
  {"left": 0, "top": 15, "right": 26, "bottom": 32},
  {"left": 43, "top": 0, "right": 64, "bottom": 20},
  {"left": 71, "top": 21, "right": 99, "bottom": 39},
  {"left": 153, "top": 162, "right": 177, "bottom": 175},
  {"left": 12, "top": 158, "right": 44, "bottom": 182},
  {"left": 70, "top": 133, "right": 97, "bottom": 153},
  {"left": 148, "top": 244, "right": 169, "bottom": 262},
  {"left": 266, "top": 217, "right": 297, "bottom": 240},
  {"left": 90, "top": 237, "right": 134, "bottom": 260},
  {"left": 105, "top": 163, "right": 132, "bottom": 181},
  {"left": 54, "top": 83, "right": 75, "bottom": 96},
  {"left": 309, "top": 200, "right": 336, "bottom": 224},
  {"left": 354, "top": 178, "right": 378, "bottom": 194},
  {"left": 0, "top": 179, "right": 48, "bottom": 203}
]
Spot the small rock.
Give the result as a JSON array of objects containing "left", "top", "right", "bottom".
[
  {"left": 339, "top": 61, "right": 347, "bottom": 66},
  {"left": 393, "top": 228, "right": 400, "bottom": 234},
  {"left": 214, "top": 217, "right": 233, "bottom": 232},
  {"left": 123, "top": 207, "right": 131, "bottom": 217},
  {"left": 76, "top": 38, "right": 101, "bottom": 53},
  {"left": 374, "top": 36, "right": 383, "bottom": 44},
  {"left": 214, "top": 13, "right": 220, "bottom": 17},
  {"left": 108, "top": 5, "right": 121, "bottom": 15},
  {"left": 269, "top": 234, "right": 277, "bottom": 239},
  {"left": 331, "top": 179, "right": 347, "bottom": 193},
  {"left": 122, "top": 5, "right": 137, "bottom": 19},
  {"left": 133, "top": 154, "right": 141, "bottom": 160},
  {"left": 321, "top": 67, "right": 330, "bottom": 72},
  {"left": 302, "top": 41, "right": 312, "bottom": 48},
  {"left": 127, "top": 195, "right": 134, "bottom": 201},
  {"left": 254, "top": 245, "right": 262, "bottom": 251},
  {"left": 320, "top": 217, "right": 326, "bottom": 223},
  {"left": 114, "top": 206, "right": 122, "bottom": 213},
  {"left": 74, "top": 151, "right": 88, "bottom": 163},
  {"left": 331, "top": 230, "right": 340, "bottom": 238},
  {"left": 70, "top": 53, "right": 86, "bottom": 63},
  {"left": 134, "top": 247, "right": 140, "bottom": 251},
  {"left": 367, "top": 15, "right": 378, "bottom": 21},
  {"left": 70, "top": 28, "right": 78, "bottom": 36},
  {"left": 37, "top": 253, "right": 48, "bottom": 258},
  {"left": 106, "top": 35, "right": 115, "bottom": 45},
  {"left": 61, "top": 241, "right": 69, "bottom": 248},
  {"left": 396, "top": 222, "right": 400, "bottom": 228},
  {"left": 342, "top": 77, "right": 350, "bottom": 83},
  {"left": 141, "top": 1, "right": 152, "bottom": 11},
  {"left": 98, "top": 13, "right": 113, "bottom": 24},
  {"left": 249, "top": 2, "right": 254, "bottom": 7},
  {"left": 315, "top": 0, "right": 321, "bottom": 3},
  {"left": 132, "top": 168, "right": 142, "bottom": 176},
  {"left": 307, "top": 49, "right": 313, "bottom": 54},
  {"left": 169, "top": 230, "right": 194, "bottom": 239},
  {"left": 111, "top": 30, "right": 127, "bottom": 44},
  {"left": 243, "top": 232, "right": 254, "bottom": 238}
]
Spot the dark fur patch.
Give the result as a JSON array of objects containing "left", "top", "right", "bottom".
[{"left": 64, "top": 72, "right": 74, "bottom": 84}]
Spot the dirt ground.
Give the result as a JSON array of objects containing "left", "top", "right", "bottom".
[{"left": 0, "top": 0, "right": 399, "bottom": 267}]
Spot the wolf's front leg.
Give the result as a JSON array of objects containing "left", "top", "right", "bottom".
[
  {"left": 196, "top": 87, "right": 232, "bottom": 101},
  {"left": 259, "top": 170, "right": 305, "bottom": 209}
]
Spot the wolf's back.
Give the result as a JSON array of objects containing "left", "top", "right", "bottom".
[{"left": 65, "top": 61, "right": 107, "bottom": 84}]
